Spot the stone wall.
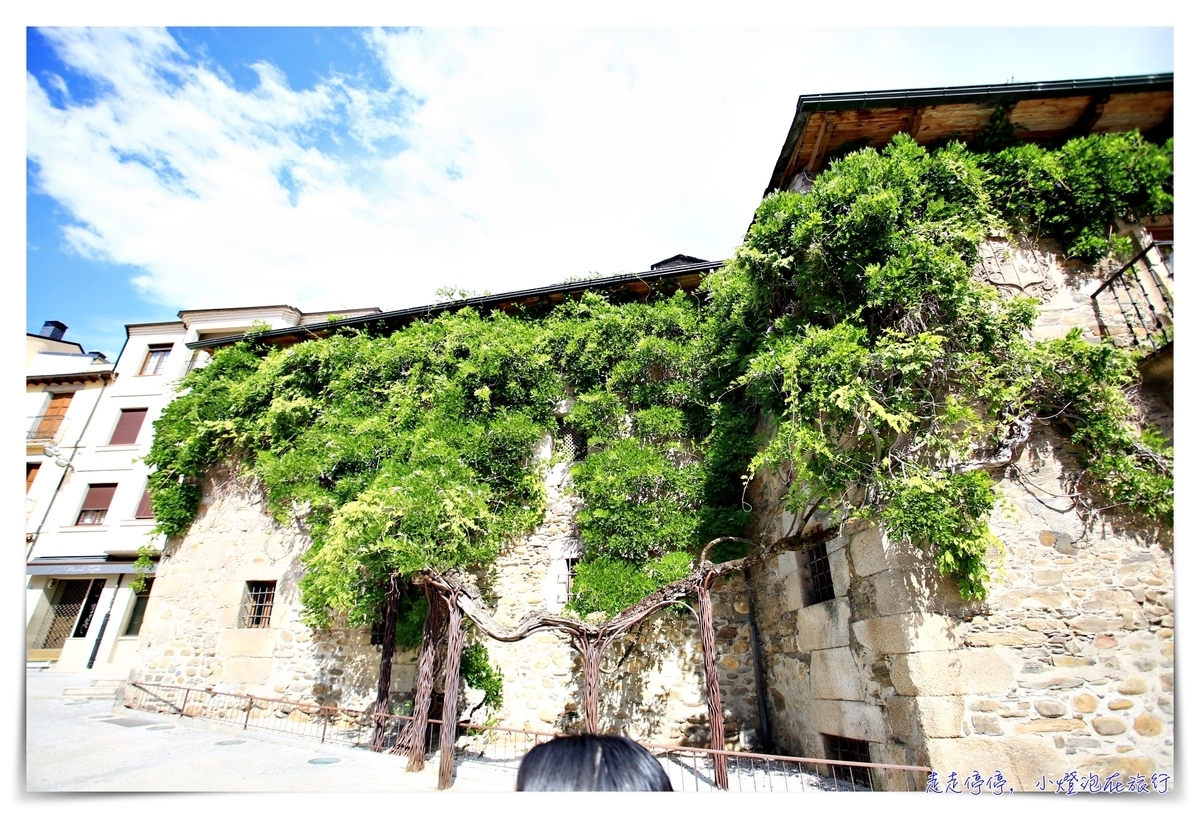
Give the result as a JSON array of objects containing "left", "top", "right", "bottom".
[
  {"left": 469, "top": 451, "right": 762, "bottom": 747},
  {"left": 748, "top": 427, "right": 1173, "bottom": 790},
  {"left": 126, "top": 454, "right": 763, "bottom": 749},
  {"left": 742, "top": 234, "right": 1174, "bottom": 790},
  {"left": 126, "top": 471, "right": 417, "bottom": 712}
]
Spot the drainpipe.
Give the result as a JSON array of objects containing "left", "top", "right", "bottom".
[
  {"left": 87, "top": 574, "right": 121, "bottom": 670},
  {"left": 742, "top": 566, "right": 774, "bottom": 754}
]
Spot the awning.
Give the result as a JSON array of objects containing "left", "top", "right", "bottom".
[{"left": 26, "top": 560, "right": 155, "bottom": 576}]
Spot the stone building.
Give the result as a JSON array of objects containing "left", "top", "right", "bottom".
[
  {"left": 120, "top": 73, "right": 1173, "bottom": 789},
  {"left": 743, "top": 73, "right": 1174, "bottom": 787}
]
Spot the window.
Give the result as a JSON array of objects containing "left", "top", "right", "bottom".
[
  {"left": 185, "top": 350, "right": 208, "bottom": 374},
  {"left": 802, "top": 542, "right": 835, "bottom": 605},
  {"left": 30, "top": 392, "right": 73, "bottom": 441},
  {"left": 76, "top": 484, "right": 117, "bottom": 526},
  {"left": 26, "top": 462, "right": 40, "bottom": 494},
  {"left": 558, "top": 419, "right": 588, "bottom": 462},
  {"left": 134, "top": 487, "right": 154, "bottom": 519},
  {"left": 240, "top": 581, "right": 276, "bottom": 628},
  {"left": 109, "top": 408, "right": 148, "bottom": 445},
  {"left": 565, "top": 557, "right": 579, "bottom": 595},
  {"left": 124, "top": 579, "right": 153, "bottom": 637},
  {"left": 822, "top": 734, "right": 874, "bottom": 789},
  {"left": 138, "top": 344, "right": 173, "bottom": 376}
]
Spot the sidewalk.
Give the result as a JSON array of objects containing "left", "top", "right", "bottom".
[{"left": 24, "top": 669, "right": 516, "bottom": 793}]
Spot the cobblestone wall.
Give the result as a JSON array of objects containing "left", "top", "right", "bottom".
[{"left": 126, "top": 471, "right": 417, "bottom": 713}]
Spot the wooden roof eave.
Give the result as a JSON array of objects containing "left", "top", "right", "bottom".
[{"left": 27, "top": 371, "right": 115, "bottom": 387}]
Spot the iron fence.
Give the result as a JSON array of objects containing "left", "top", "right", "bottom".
[
  {"left": 124, "top": 681, "right": 424, "bottom": 750},
  {"left": 124, "top": 681, "right": 930, "bottom": 792},
  {"left": 1092, "top": 241, "right": 1174, "bottom": 352},
  {"left": 639, "top": 741, "right": 928, "bottom": 792}
]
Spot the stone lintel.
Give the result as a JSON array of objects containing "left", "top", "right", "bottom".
[{"left": 808, "top": 698, "right": 887, "bottom": 743}]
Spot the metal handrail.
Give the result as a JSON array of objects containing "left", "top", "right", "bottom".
[
  {"left": 1091, "top": 242, "right": 1174, "bottom": 351},
  {"left": 125, "top": 680, "right": 931, "bottom": 791},
  {"left": 27, "top": 414, "right": 67, "bottom": 441}
]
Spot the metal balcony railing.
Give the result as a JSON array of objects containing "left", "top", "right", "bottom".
[
  {"left": 27, "top": 414, "right": 67, "bottom": 442},
  {"left": 1092, "top": 241, "right": 1174, "bottom": 352}
]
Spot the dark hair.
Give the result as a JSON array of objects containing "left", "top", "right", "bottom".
[{"left": 516, "top": 734, "right": 673, "bottom": 791}]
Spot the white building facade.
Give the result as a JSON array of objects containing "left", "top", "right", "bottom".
[{"left": 25, "top": 305, "right": 378, "bottom": 677}]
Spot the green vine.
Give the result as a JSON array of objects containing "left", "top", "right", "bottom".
[{"left": 143, "top": 129, "right": 1171, "bottom": 621}]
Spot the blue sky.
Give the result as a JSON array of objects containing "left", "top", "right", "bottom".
[{"left": 25, "top": 25, "right": 1174, "bottom": 359}]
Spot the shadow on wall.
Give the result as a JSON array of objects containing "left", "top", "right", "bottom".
[{"left": 1019, "top": 429, "right": 1172, "bottom": 553}]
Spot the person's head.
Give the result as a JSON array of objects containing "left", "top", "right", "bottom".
[{"left": 516, "top": 734, "right": 673, "bottom": 791}]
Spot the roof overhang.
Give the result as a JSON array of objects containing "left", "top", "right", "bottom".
[
  {"left": 188, "top": 260, "right": 723, "bottom": 351},
  {"left": 27, "top": 370, "right": 115, "bottom": 387},
  {"left": 767, "top": 73, "right": 1174, "bottom": 194}
]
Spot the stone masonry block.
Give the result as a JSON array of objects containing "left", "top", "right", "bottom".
[
  {"left": 886, "top": 696, "right": 965, "bottom": 739},
  {"left": 869, "top": 569, "right": 923, "bottom": 617},
  {"left": 890, "top": 648, "right": 1016, "bottom": 697},
  {"left": 925, "top": 736, "right": 1070, "bottom": 791},
  {"left": 852, "top": 612, "right": 959, "bottom": 655},
  {"left": 783, "top": 572, "right": 805, "bottom": 613},
  {"left": 848, "top": 526, "right": 922, "bottom": 578},
  {"left": 795, "top": 597, "right": 851, "bottom": 652},
  {"left": 220, "top": 657, "right": 273, "bottom": 685},
  {"left": 807, "top": 698, "right": 887, "bottom": 743},
  {"left": 775, "top": 550, "right": 801, "bottom": 578},
  {"left": 848, "top": 526, "right": 888, "bottom": 577},
  {"left": 810, "top": 647, "right": 860, "bottom": 701},
  {"left": 828, "top": 546, "right": 851, "bottom": 597},
  {"left": 217, "top": 627, "right": 278, "bottom": 658}
]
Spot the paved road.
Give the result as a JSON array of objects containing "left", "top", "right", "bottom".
[{"left": 24, "top": 670, "right": 517, "bottom": 793}]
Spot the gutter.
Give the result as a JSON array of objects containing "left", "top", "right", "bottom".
[{"left": 791, "top": 73, "right": 1172, "bottom": 114}]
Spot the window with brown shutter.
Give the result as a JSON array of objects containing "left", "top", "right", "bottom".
[
  {"left": 31, "top": 392, "right": 74, "bottom": 440},
  {"left": 26, "top": 462, "right": 40, "bottom": 494},
  {"left": 135, "top": 487, "right": 154, "bottom": 519},
  {"left": 76, "top": 484, "right": 117, "bottom": 525},
  {"left": 109, "top": 408, "right": 148, "bottom": 445}
]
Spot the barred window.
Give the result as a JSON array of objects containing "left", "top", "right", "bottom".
[
  {"left": 822, "top": 734, "right": 874, "bottom": 789},
  {"left": 240, "top": 581, "right": 276, "bottom": 628},
  {"left": 802, "top": 542, "right": 835, "bottom": 605}
]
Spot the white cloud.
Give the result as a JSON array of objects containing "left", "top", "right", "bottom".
[{"left": 27, "top": 26, "right": 1174, "bottom": 315}]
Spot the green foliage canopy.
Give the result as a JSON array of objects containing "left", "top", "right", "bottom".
[{"left": 143, "top": 130, "right": 1172, "bottom": 622}]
